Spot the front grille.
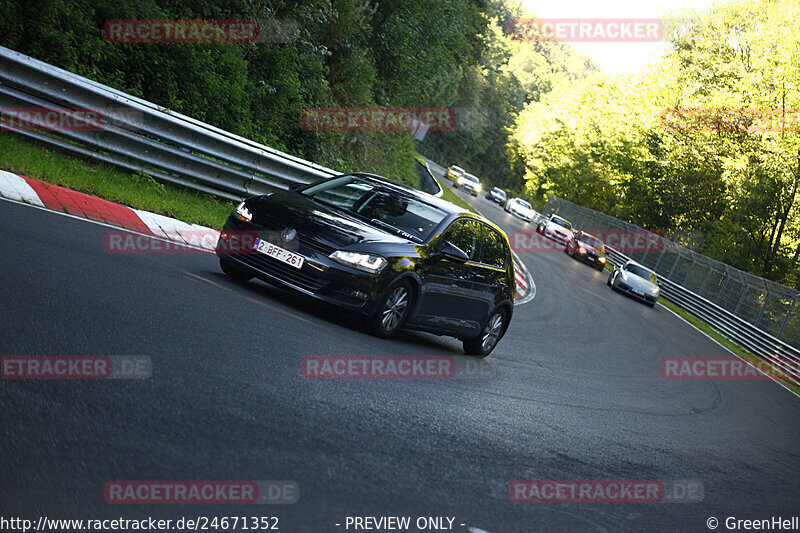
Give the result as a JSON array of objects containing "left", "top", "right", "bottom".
[
  {"left": 252, "top": 214, "right": 336, "bottom": 257},
  {"left": 238, "top": 253, "right": 326, "bottom": 292}
]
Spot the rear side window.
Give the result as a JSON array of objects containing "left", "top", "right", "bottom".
[
  {"left": 481, "top": 225, "right": 506, "bottom": 269},
  {"left": 442, "top": 219, "right": 481, "bottom": 261}
]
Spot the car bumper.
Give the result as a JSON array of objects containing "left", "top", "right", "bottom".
[
  {"left": 544, "top": 230, "right": 570, "bottom": 244},
  {"left": 614, "top": 281, "right": 658, "bottom": 304},
  {"left": 574, "top": 252, "right": 606, "bottom": 267},
  {"left": 216, "top": 216, "right": 395, "bottom": 317},
  {"left": 510, "top": 210, "right": 531, "bottom": 221}
]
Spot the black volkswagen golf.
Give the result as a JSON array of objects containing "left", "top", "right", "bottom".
[{"left": 216, "top": 173, "right": 515, "bottom": 356}]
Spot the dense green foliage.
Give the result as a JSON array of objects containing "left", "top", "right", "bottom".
[
  {"left": 0, "top": 0, "right": 591, "bottom": 190},
  {"left": 509, "top": 0, "right": 800, "bottom": 288},
  {"left": 3, "top": 0, "right": 793, "bottom": 288}
]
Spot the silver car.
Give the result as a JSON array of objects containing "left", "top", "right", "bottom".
[
  {"left": 458, "top": 173, "right": 482, "bottom": 196},
  {"left": 607, "top": 260, "right": 660, "bottom": 307}
]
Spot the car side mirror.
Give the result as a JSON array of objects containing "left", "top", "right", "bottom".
[{"left": 436, "top": 241, "right": 469, "bottom": 263}]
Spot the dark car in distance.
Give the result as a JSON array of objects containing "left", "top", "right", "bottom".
[
  {"left": 565, "top": 231, "right": 607, "bottom": 271},
  {"left": 216, "top": 173, "right": 515, "bottom": 356},
  {"left": 486, "top": 187, "right": 507, "bottom": 205}
]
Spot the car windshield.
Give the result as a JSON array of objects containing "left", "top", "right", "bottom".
[
  {"left": 452, "top": 166, "right": 464, "bottom": 174},
  {"left": 463, "top": 174, "right": 479, "bottom": 184},
  {"left": 580, "top": 234, "right": 603, "bottom": 248},
  {"left": 551, "top": 216, "right": 572, "bottom": 230},
  {"left": 493, "top": 188, "right": 506, "bottom": 198},
  {"left": 627, "top": 264, "right": 657, "bottom": 283},
  {"left": 515, "top": 199, "right": 531, "bottom": 209},
  {"left": 301, "top": 175, "right": 448, "bottom": 243}
]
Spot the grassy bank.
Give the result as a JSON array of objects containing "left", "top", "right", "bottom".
[
  {"left": 434, "top": 175, "right": 478, "bottom": 214},
  {"left": 0, "top": 134, "right": 234, "bottom": 228}
]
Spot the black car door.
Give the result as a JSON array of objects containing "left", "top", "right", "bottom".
[{"left": 413, "top": 218, "right": 487, "bottom": 336}]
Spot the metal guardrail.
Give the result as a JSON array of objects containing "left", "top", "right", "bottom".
[
  {"left": 0, "top": 45, "right": 442, "bottom": 200},
  {"left": 0, "top": 45, "right": 339, "bottom": 201},
  {"left": 546, "top": 199, "right": 800, "bottom": 386}
]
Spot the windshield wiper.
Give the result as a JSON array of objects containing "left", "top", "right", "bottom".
[{"left": 369, "top": 218, "right": 418, "bottom": 242}]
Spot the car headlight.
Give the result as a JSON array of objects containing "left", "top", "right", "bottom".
[
  {"left": 235, "top": 201, "right": 252, "bottom": 222},
  {"left": 329, "top": 251, "right": 387, "bottom": 274},
  {"left": 578, "top": 247, "right": 586, "bottom": 254},
  {"left": 475, "top": 185, "right": 482, "bottom": 192},
  {"left": 651, "top": 286, "right": 659, "bottom": 294},
  {"left": 599, "top": 256, "right": 606, "bottom": 263}
]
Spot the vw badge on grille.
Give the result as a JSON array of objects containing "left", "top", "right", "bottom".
[{"left": 281, "top": 228, "right": 297, "bottom": 241}]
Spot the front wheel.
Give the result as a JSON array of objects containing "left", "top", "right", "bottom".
[
  {"left": 463, "top": 308, "right": 507, "bottom": 357},
  {"left": 371, "top": 281, "right": 413, "bottom": 338}
]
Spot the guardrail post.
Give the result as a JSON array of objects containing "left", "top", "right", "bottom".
[
  {"left": 778, "top": 297, "right": 797, "bottom": 339},
  {"left": 755, "top": 285, "right": 771, "bottom": 328},
  {"left": 715, "top": 272, "right": 730, "bottom": 306},
  {"left": 698, "top": 267, "right": 713, "bottom": 295}
]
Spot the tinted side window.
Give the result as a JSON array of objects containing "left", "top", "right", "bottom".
[
  {"left": 481, "top": 225, "right": 506, "bottom": 269},
  {"left": 441, "top": 219, "right": 481, "bottom": 261}
]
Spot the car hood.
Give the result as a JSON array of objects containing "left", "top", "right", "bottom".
[
  {"left": 546, "top": 223, "right": 571, "bottom": 235},
  {"left": 578, "top": 242, "right": 605, "bottom": 255},
  {"left": 248, "top": 191, "right": 413, "bottom": 250},
  {"left": 622, "top": 272, "right": 658, "bottom": 291}
]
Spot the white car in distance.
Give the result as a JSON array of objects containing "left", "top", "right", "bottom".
[{"left": 505, "top": 197, "right": 536, "bottom": 223}]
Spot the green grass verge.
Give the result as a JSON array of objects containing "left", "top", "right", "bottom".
[
  {"left": 434, "top": 176, "right": 478, "bottom": 214},
  {"left": 602, "top": 262, "right": 799, "bottom": 395},
  {"left": 0, "top": 134, "right": 234, "bottom": 228}
]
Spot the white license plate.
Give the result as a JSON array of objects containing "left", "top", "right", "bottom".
[{"left": 253, "top": 238, "right": 304, "bottom": 269}]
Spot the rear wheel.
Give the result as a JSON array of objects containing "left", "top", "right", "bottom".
[
  {"left": 371, "top": 281, "right": 413, "bottom": 338},
  {"left": 463, "top": 308, "right": 507, "bottom": 358},
  {"left": 219, "top": 257, "right": 253, "bottom": 281}
]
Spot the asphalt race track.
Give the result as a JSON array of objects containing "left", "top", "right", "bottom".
[{"left": 1, "top": 181, "right": 799, "bottom": 532}]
